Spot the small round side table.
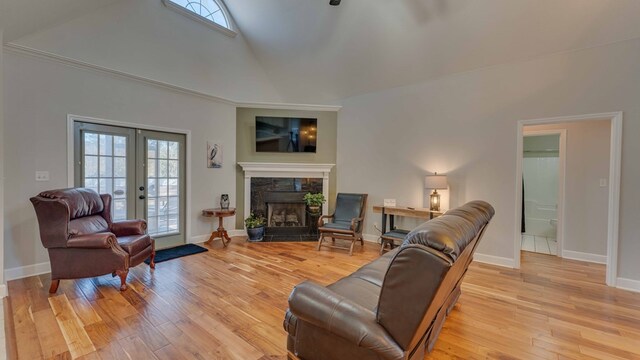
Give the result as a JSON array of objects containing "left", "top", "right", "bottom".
[{"left": 202, "top": 207, "right": 236, "bottom": 247}]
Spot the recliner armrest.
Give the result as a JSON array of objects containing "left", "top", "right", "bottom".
[
  {"left": 111, "top": 219, "right": 147, "bottom": 236},
  {"left": 288, "top": 281, "right": 402, "bottom": 359},
  {"left": 67, "top": 232, "right": 117, "bottom": 249}
]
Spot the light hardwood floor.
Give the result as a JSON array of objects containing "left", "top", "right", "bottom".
[{"left": 4, "top": 240, "right": 640, "bottom": 359}]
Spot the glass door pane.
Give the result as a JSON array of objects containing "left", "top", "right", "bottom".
[{"left": 137, "top": 130, "right": 186, "bottom": 248}]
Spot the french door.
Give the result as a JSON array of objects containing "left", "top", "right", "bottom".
[{"left": 74, "top": 121, "right": 186, "bottom": 248}]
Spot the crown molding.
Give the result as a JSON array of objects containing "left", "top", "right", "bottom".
[
  {"left": 235, "top": 101, "right": 341, "bottom": 112},
  {"left": 3, "top": 42, "right": 341, "bottom": 112}
]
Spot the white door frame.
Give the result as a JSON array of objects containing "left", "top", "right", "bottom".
[
  {"left": 66, "top": 114, "right": 193, "bottom": 244},
  {"left": 514, "top": 112, "right": 623, "bottom": 287},
  {"left": 522, "top": 129, "right": 566, "bottom": 258}
]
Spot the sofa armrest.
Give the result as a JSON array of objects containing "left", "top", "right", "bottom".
[
  {"left": 288, "top": 281, "right": 402, "bottom": 359},
  {"left": 67, "top": 232, "right": 117, "bottom": 249},
  {"left": 111, "top": 219, "right": 147, "bottom": 236}
]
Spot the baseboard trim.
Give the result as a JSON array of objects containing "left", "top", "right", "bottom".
[
  {"left": 0, "top": 284, "right": 7, "bottom": 298},
  {"left": 473, "top": 253, "right": 515, "bottom": 268},
  {"left": 190, "top": 234, "right": 210, "bottom": 244},
  {"left": 363, "top": 233, "right": 381, "bottom": 243},
  {"left": 562, "top": 250, "right": 607, "bottom": 264},
  {"left": 5, "top": 261, "right": 52, "bottom": 281},
  {"left": 229, "top": 229, "right": 247, "bottom": 238},
  {"left": 191, "top": 230, "right": 247, "bottom": 244},
  {"left": 616, "top": 277, "right": 640, "bottom": 293}
]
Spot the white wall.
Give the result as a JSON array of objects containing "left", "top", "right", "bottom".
[
  {"left": 10, "top": 0, "right": 282, "bottom": 103},
  {"left": 526, "top": 121, "right": 611, "bottom": 256},
  {"left": 3, "top": 51, "right": 238, "bottom": 274},
  {"left": 0, "top": 29, "right": 6, "bottom": 292},
  {"left": 337, "top": 38, "right": 640, "bottom": 281}
]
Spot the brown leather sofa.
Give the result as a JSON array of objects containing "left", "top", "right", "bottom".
[
  {"left": 284, "top": 200, "right": 495, "bottom": 360},
  {"left": 30, "top": 188, "right": 155, "bottom": 293}
]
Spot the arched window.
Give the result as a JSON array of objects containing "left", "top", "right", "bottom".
[{"left": 163, "top": 0, "right": 236, "bottom": 36}]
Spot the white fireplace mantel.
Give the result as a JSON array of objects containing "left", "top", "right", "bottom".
[{"left": 238, "top": 162, "right": 335, "bottom": 221}]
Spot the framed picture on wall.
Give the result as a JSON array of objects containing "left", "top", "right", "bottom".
[{"left": 207, "top": 141, "right": 223, "bottom": 168}]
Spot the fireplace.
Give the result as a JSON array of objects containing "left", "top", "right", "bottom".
[
  {"left": 265, "top": 192, "right": 306, "bottom": 228},
  {"left": 251, "top": 179, "right": 322, "bottom": 240},
  {"left": 239, "top": 162, "right": 335, "bottom": 241}
]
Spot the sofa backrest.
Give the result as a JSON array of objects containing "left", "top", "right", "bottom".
[
  {"left": 38, "top": 188, "right": 105, "bottom": 219},
  {"left": 30, "top": 188, "right": 111, "bottom": 248},
  {"left": 376, "top": 200, "right": 494, "bottom": 351}
]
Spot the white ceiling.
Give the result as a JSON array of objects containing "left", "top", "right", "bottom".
[
  {"left": 1, "top": 0, "right": 121, "bottom": 42},
  {"left": 3, "top": 0, "right": 640, "bottom": 103},
  {"left": 225, "top": 0, "right": 640, "bottom": 103}
]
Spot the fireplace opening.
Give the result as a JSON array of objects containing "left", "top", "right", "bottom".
[
  {"left": 264, "top": 192, "right": 307, "bottom": 229},
  {"left": 267, "top": 203, "right": 306, "bottom": 227}
]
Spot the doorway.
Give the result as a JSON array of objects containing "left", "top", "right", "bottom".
[
  {"left": 521, "top": 131, "right": 565, "bottom": 257},
  {"left": 514, "top": 112, "right": 622, "bottom": 286},
  {"left": 73, "top": 121, "right": 187, "bottom": 249}
]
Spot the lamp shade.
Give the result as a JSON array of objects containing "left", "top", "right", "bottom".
[{"left": 425, "top": 174, "right": 448, "bottom": 189}]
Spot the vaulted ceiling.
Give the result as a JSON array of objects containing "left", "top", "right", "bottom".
[
  {"left": 1, "top": 0, "right": 121, "bottom": 42},
  {"left": 3, "top": 0, "right": 640, "bottom": 104},
  {"left": 226, "top": 0, "right": 640, "bottom": 103}
]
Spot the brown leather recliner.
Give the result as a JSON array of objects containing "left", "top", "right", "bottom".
[
  {"left": 30, "top": 188, "right": 155, "bottom": 293},
  {"left": 284, "top": 200, "right": 495, "bottom": 360}
]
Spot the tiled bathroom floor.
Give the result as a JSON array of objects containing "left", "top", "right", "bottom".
[{"left": 521, "top": 234, "right": 557, "bottom": 255}]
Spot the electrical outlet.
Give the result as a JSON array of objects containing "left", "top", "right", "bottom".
[
  {"left": 383, "top": 199, "right": 396, "bottom": 207},
  {"left": 35, "top": 171, "right": 50, "bottom": 182},
  {"left": 599, "top": 178, "right": 608, "bottom": 187}
]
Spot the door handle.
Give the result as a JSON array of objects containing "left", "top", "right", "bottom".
[
  {"left": 139, "top": 195, "right": 146, "bottom": 200},
  {"left": 139, "top": 186, "right": 145, "bottom": 191}
]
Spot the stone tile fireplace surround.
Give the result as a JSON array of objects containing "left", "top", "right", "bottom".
[{"left": 238, "top": 163, "right": 335, "bottom": 240}]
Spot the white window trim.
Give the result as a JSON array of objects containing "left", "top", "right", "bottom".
[{"left": 161, "top": 0, "right": 238, "bottom": 38}]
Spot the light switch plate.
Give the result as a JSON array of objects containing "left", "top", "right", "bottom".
[
  {"left": 383, "top": 199, "right": 396, "bottom": 207},
  {"left": 35, "top": 171, "right": 50, "bottom": 182}
]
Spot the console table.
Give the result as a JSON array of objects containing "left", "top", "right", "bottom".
[
  {"left": 202, "top": 208, "right": 236, "bottom": 247},
  {"left": 372, "top": 206, "right": 443, "bottom": 253}
]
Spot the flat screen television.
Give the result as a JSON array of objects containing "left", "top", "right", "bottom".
[{"left": 255, "top": 117, "right": 317, "bottom": 153}]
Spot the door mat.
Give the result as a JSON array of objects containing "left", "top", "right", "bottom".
[{"left": 145, "top": 244, "right": 208, "bottom": 264}]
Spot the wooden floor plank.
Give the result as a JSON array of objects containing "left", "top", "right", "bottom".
[
  {"left": 32, "top": 308, "right": 70, "bottom": 359},
  {"left": 48, "top": 294, "right": 97, "bottom": 359},
  {"left": 4, "top": 240, "right": 640, "bottom": 359}
]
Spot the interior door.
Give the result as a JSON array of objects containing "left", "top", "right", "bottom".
[
  {"left": 136, "top": 130, "right": 186, "bottom": 249},
  {"left": 74, "top": 121, "right": 186, "bottom": 248}
]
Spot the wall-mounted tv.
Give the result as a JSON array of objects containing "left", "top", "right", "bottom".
[{"left": 256, "top": 117, "right": 317, "bottom": 153}]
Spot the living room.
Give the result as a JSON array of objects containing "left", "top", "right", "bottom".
[{"left": 1, "top": 1, "right": 640, "bottom": 359}]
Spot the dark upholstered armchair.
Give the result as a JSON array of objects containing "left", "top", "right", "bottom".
[
  {"left": 30, "top": 188, "right": 155, "bottom": 293},
  {"left": 317, "top": 193, "right": 368, "bottom": 256}
]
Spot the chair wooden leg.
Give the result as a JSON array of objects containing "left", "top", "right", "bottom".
[
  {"left": 49, "top": 279, "right": 60, "bottom": 294},
  {"left": 115, "top": 269, "right": 129, "bottom": 291},
  {"left": 149, "top": 250, "right": 156, "bottom": 269},
  {"left": 349, "top": 240, "right": 355, "bottom": 256},
  {"left": 317, "top": 233, "right": 324, "bottom": 250}
]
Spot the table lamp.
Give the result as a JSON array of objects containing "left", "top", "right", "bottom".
[{"left": 424, "top": 173, "right": 448, "bottom": 211}]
